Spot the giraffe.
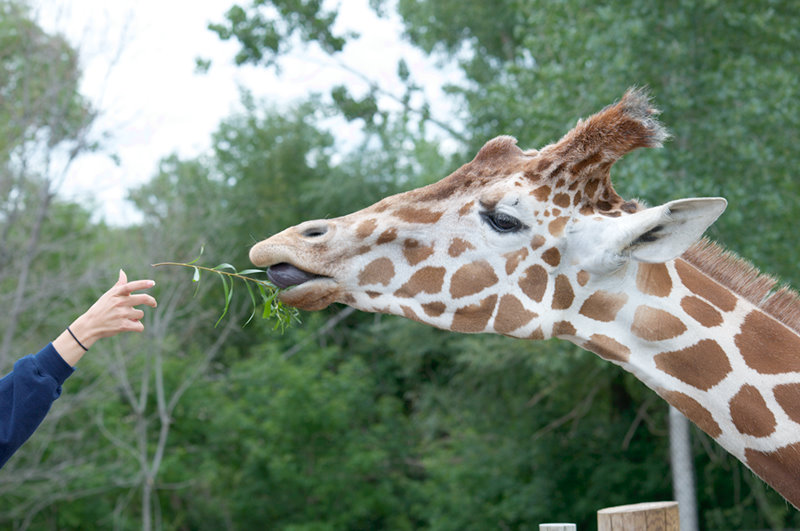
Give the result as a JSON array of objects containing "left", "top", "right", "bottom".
[{"left": 249, "top": 88, "right": 800, "bottom": 508}]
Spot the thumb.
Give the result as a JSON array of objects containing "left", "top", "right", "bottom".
[{"left": 117, "top": 269, "right": 128, "bottom": 285}]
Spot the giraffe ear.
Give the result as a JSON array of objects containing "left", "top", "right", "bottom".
[{"left": 623, "top": 198, "right": 727, "bottom": 263}]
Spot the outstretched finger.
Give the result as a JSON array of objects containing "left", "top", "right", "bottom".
[{"left": 117, "top": 279, "right": 156, "bottom": 295}]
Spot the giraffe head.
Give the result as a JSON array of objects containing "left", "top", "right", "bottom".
[{"left": 250, "top": 89, "right": 726, "bottom": 337}]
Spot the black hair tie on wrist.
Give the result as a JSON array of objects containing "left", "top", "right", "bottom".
[{"left": 67, "top": 327, "right": 89, "bottom": 352}]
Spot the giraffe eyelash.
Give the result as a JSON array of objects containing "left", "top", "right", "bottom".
[{"left": 479, "top": 210, "right": 527, "bottom": 234}]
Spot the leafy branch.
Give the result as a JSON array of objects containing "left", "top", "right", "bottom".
[{"left": 151, "top": 257, "right": 300, "bottom": 331}]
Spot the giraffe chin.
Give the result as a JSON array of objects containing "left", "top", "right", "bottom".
[{"left": 276, "top": 278, "right": 340, "bottom": 311}]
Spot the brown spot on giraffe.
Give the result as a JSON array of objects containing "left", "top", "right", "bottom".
[
  {"left": 675, "top": 259, "right": 737, "bottom": 312},
  {"left": 354, "top": 245, "right": 372, "bottom": 256},
  {"left": 448, "top": 238, "right": 475, "bottom": 257},
  {"left": 458, "top": 200, "right": 475, "bottom": 217},
  {"left": 548, "top": 216, "right": 569, "bottom": 237},
  {"left": 745, "top": 442, "right": 800, "bottom": 508},
  {"left": 681, "top": 296, "right": 723, "bottom": 327},
  {"left": 654, "top": 340, "right": 731, "bottom": 391},
  {"left": 422, "top": 301, "right": 447, "bottom": 317},
  {"left": 553, "top": 321, "right": 577, "bottom": 337},
  {"left": 736, "top": 310, "right": 800, "bottom": 374},
  {"left": 552, "top": 275, "right": 574, "bottom": 310},
  {"left": 553, "top": 193, "right": 571, "bottom": 208},
  {"left": 377, "top": 228, "right": 398, "bottom": 244},
  {"left": 534, "top": 157, "right": 553, "bottom": 172},
  {"left": 774, "top": 383, "right": 800, "bottom": 425},
  {"left": 584, "top": 334, "right": 630, "bottom": 363},
  {"left": 393, "top": 206, "right": 444, "bottom": 224},
  {"left": 451, "top": 295, "right": 497, "bottom": 333},
  {"left": 403, "top": 239, "right": 435, "bottom": 266},
  {"left": 729, "top": 384, "right": 777, "bottom": 437},
  {"left": 494, "top": 294, "right": 538, "bottom": 335},
  {"left": 571, "top": 151, "right": 603, "bottom": 174},
  {"left": 636, "top": 263, "right": 672, "bottom": 297},
  {"left": 372, "top": 199, "right": 390, "bottom": 213},
  {"left": 358, "top": 257, "right": 395, "bottom": 287},
  {"left": 458, "top": 201, "right": 475, "bottom": 216},
  {"left": 577, "top": 270, "right": 590, "bottom": 287},
  {"left": 528, "top": 326, "right": 545, "bottom": 340},
  {"left": 519, "top": 265, "right": 548, "bottom": 303},
  {"left": 532, "top": 185, "right": 551, "bottom": 201},
  {"left": 584, "top": 178, "right": 599, "bottom": 200},
  {"left": 401, "top": 305, "right": 421, "bottom": 323},
  {"left": 631, "top": 305, "right": 688, "bottom": 341},
  {"left": 542, "top": 247, "right": 561, "bottom": 267},
  {"left": 550, "top": 163, "right": 567, "bottom": 181},
  {"left": 524, "top": 169, "right": 542, "bottom": 182},
  {"left": 579, "top": 291, "right": 628, "bottom": 322},
  {"left": 661, "top": 390, "right": 722, "bottom": 438},
  {"left": 395, "top": 267, "right": 446, "bottom": 298},
  {"left": 503, "top": 248, "right": 529, "bottom": 275},
  {"left": 530, "top": 235, "right": 546, "bottom": 250},
  {"left": 450, "top": 260, "right": 499, "bottom": 299},
  {"left": 355, "top": 218, "right": 378, "bottom": 239}
]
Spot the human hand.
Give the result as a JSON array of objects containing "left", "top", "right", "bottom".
[{"left": 53, "top": 270, "right": 157, "bottom": 366}]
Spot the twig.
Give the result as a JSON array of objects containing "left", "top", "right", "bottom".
[{"left": 151, "top": 260, "right": 300, "bottom": 331}]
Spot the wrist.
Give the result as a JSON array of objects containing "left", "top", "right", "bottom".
[
  {"left": 52, "top": 315, "right": 101, "bottom": 367},
  {"left": 67, "top": 315, "right": 101, "bottom": 350},
  {"left": 67, "top": 326, "right": 90, "bottom": 352}
]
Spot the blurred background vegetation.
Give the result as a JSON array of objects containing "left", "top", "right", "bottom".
[{"left": 2, "top": 0, "right": 799, "bottom": 528}]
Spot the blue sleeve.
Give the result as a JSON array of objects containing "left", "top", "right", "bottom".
[{"left": 0, "top": 344, "right": 75, "bottom": 468}]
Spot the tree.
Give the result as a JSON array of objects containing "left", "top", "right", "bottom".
[{"left": 0, "top": 0, "right": 97, "bottom": 366}]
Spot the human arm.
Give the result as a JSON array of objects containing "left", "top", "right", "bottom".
[
  {"left": 0, "top": 270, "right": 157, "bottom": 466},
  {"left": 0, "top": 344, "right": 73, "bottom": 467}
]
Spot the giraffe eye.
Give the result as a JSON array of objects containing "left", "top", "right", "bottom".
[{"left": 481, "top": 210, "right": 525, "bottom": 233}]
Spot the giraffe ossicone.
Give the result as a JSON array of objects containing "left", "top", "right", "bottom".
[{"left": 250, "top": 88, "right": 800, "bottom": 508}]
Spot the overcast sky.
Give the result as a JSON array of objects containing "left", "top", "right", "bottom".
[{"left": 32, "top": 0, "right": 459, "bottom": 225}]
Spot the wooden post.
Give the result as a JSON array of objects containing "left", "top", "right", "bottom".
[{"left": 597, "top": 501, "right": 679, "bottom": 531}]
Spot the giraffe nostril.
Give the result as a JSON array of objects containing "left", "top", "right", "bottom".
[{"left": 300, "top": 222, "right": 330, "bottom": 239}]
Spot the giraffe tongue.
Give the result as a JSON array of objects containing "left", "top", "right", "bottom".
[{"left": 267, "top": 263, "right": 322, "bottom": 289}]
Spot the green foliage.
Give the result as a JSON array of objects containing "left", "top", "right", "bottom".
[
  {"left": 151, "top": 258, "right": 300, "bottom": 330},
  {"left": 175, "top": 346, "right": 425, "bottom": 530},
  {"left": 208, "top": 0, "right": 351, "bottom": 68}
]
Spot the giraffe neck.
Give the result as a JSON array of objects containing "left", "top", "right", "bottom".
[{"left": 558, "top": 249, "right": 800, "bottom": 506}]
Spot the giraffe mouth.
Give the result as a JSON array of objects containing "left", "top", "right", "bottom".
[{"left": 267, "top": 263, "right": 328, "bottom": 289}]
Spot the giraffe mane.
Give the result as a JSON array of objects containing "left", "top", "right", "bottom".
[{"left": 683, "top": 238, "right": 800, "bottom": 335}]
